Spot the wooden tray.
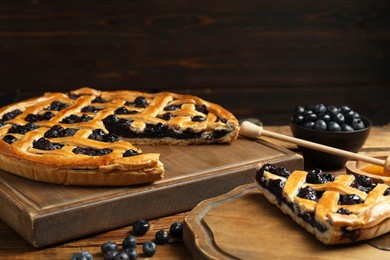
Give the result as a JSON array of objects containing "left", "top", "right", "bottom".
[
  {"left": 183, "top": 184, "right": 390, "bottom": 259},
  {"left": 0, "top": 137, "right": 302, "bottom": 248}
]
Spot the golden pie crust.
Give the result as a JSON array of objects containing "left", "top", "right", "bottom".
[
  {"left": 0, "top": 88, "right": 239, "bottom": 186},
  {"left": 255, "top": 164, "right": 390, "bottom": 244}
]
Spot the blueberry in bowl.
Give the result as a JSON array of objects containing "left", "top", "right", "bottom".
[{"left": 290, "top": 104, "right": 372, "bottom": 169}]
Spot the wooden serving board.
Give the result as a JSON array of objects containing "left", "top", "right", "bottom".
[
  {"left": 183, "top": 184, "right": 390, "bottom": 260},
  {"left": 0, "top": 137, "right": 302, "bottom": 248}
]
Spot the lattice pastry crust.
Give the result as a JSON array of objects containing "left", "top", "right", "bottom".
[
  {"left": 0, "top": 88, "right": 239, "bottom": 186},
  {"left": 255, "top": 164, "right": 390, "bottom": 244}
]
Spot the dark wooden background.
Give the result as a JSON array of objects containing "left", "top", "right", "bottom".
[{"left": 0, "top": 0, "right": 389, "bottom": 125}]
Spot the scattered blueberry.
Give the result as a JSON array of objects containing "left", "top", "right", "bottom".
[
  {"left": 132, "top": 220, "right": 150, "bottom": 235},
  {"left": 122, "top": 235, "right": 137, "bottom": 249},
  {"left": 169, "top": 222, "right": 183, "bottom": 238},
  {"left": 71, "top": 251, "right": 93, "bottom": 260},
  {"left": 155, "top": 230, "right": 170, "bottom": 244},
  {"left": 61, "top": 114, "right": 93, "bottom": 124},
  {"left": 142, "top": 241, "right": 156, "bottom": 257},
  {"left": 122, "top": 247, "right": 138, "bottom": 260},
  {"left": 101, "top": 241, "right": 119, "bottom": 255},
  {"left": 114, "top": 251, "right": 129, "bottom": 260}
]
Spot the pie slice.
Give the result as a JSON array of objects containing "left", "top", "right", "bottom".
[
  {"left": 0, "top": 88, "right": 239, "bottom": 186},
  {"left": 255, "top": 163, "right": 390, "bottom": 244}
]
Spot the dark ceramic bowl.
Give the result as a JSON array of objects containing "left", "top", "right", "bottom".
[{"left": 290, "top": 116, "right": 372, "bottom": 169}]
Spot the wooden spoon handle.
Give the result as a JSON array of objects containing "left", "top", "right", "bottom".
[{"left": 240, "top": 121, "right": 387, "bottom": 168}]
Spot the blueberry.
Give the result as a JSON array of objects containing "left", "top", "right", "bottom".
[
  {"left": 2, "top": 109, "right": 22, "bottom": 121},
  {"left": 274, "top": 167, "right": 291, "bottom": 178},
  {"left": 92, "top": 96, "right": 106, "bottom": 103},
  {"left": 114, "top": 252, "right": 129, "bottom": 260},
  {"left": 132, "top": 220, "right": 150, "bottom": 235},
  {"left": 81, "top": 106, "right": 99, "bottom": 113},
  {"left": 340, "top": 105, "right": 351, "bottom": 114},
  {"left": 337, "top": 207, "right": 352, "bottom": 215},
  {"left": 268, "top": 179, "right": 285, "bottom": 196},
  {"left": 294, "top": 106, "right": 305, "bottom": 115},
  {"left": 25, "top": 112, "right": 55, "bottom": 122},
  {"left": 332, "top": 113, "right": 345, "bottom": 125},
  {"left": 71, "top": 251, "right": 93, "bottom": 260},
  {"left": 384, "top": 188, "right": 390, "bottom": 196},
  {"left": 341, "top": 123, "right": 354, "bottom": 132},
  {"left": 303, "top": 121, "right": 315, "bottom": 129},
  {"left": 298, "top": 186, "right": 318, "bottom": 201},
  {"left": 122, "top": 235, "right": 137, "bottom": 249},
  {"left": 161, "top": 113, "right": 174, "bottom": 121},
  {"left": 293, "top": 114, "right": 304, "bottom": 124},
  {"left": 164, "top": 104, "right": 181, "bottom": 111},
  {"left": 339, "top": 194, "right": 362, "bottom": 205},
  {"left": 351, "top": 118, "right": 365, "bottom": 130},
  {"left": 134, "top": 97, "right": 148, "bottom": 108},
  {"left": 303, "top": 110, "right": 317, "bottom": 122},
  {"left": 104, "top": 250, "right": 119, "bottom": 260},
  {"left": 355, "top": 175, "right": 373, "bottom": 187},
  {"left": 89, "top": 129, "right": 118, "bottom": 143},
  {"left": 313, "top": 120, "right": 327, "bottom": 131},
  {"left": 33, "top": 137, "right": 63, "bottom": 150},
  {"left": 192, "top": 115, "right": 205, "bottom": 122},
  {"left": 306, "top": 169, "right": 325, "bottom": 184},
  {"left": 44, "top": 125, "right": 78, "bottom": 138},
  {"left": 122, "top": 247, "right": 138, "bottom": 260},
  {"left": 2, "top": 135, "right": 17, "bottom": 144},
  {"left": 313, "top": 104, "right": 327, "bottom": 114},
  {"left": 61, "top": 114, "right": 92, "bottom": 124},
  {"left": 155, "top": 229, "right": 170, "bottom": 244},
  {"left": 169, "top": 222, "right": 183, "bottom": 238},
  {"left": 72, "top": 147, "right": 112, "bottom": 156},
  {"left": 8, "top": 122, "right": 38, "bottom": 134},
  {"left": 319, "top": 113, "right": 331, "bottom": 123},
  {"left": 322, "top": 173, "right": 335, "bottom": 182},
  {"left": 326, "top": 106, "right": 339, "bottom": 115},
  {"left": 195, "top": 104, "right": 208, "bottom": 114},
  {"left": 45, "top": 101, "right": 69, "bottom": 111},
  {"left": 123, "top": 149, "right": 139, "bottom": 157},
  {"left": 101, "top": 241, "right": 118, "bottom": 254},
  {"left": 142, "top": 241, "right": 156, "bottom": 257},
  {"left": 327, "top": 121, "right": 341, "bottom": 131}
]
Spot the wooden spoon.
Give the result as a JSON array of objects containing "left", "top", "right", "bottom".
[{"left": 239, "top": 121, "right": 390, "bottom": 173}]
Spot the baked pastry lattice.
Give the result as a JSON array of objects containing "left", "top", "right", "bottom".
[
  {"left": 0, "top": 88, "right": 239, "bottom": 186},
  {"left": 255, "top": 164, "right": 390, "bottom": 244}
]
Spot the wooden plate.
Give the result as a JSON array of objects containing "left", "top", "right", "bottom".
[{"left": 184, "top": 184, "right": 390, "bottom": 259}]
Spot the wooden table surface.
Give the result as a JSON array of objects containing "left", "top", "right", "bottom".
[{"left": 1, "top": 124, "right": 389, "bottom": 259}]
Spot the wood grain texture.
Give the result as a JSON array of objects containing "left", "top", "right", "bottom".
[{"left": 0, "top": 1, "right": 389, "bottom": 124}]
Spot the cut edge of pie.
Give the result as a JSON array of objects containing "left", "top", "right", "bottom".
[
  {"left": 255, "top": 164, "right": 390, "bottom": 245},
  {"left": 0, "top": 87, "right": 239, "bottom": 186}
]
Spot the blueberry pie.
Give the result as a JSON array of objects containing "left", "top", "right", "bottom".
[
  {"left": 0, "top": 88, "right": 239, "bottom": 186},
  {"left": 255, "top": 164, "right": 390, "bottom": 244}
]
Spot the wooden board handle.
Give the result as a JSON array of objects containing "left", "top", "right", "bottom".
[{"left": 240, "top": 121, "right": 389, "bottom": 171}]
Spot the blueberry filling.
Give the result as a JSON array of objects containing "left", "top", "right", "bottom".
[
  {"left": 69, "top": 94, "right": 79, "bottom": 100},
  {"left": 339, "top": 194, "right": 362, "bottom": 205},
  {"left": 114, "top": 107, "right": 138, "bottom": 115},
  {"left": 61, "top": 114, "right": 93, "bottom": 124},
  {"left": 44, "top": 125, "right": 78, "bottom": 138},
  {"left": 195, "top": 104, "right": 208, "bottom": 114},
  {"left": 123, "top": 149, "right": 139, "bottom": 157},
  {"left": 192, "top": 115, "right": 205, "bottom": 122},
  {"left": 298, "top": 186, "right": 319, "bottom": 201},
  {"left": 2, "top": 135, "right": 17, "bottom": 144},
  {"left": 125, "top": 96, "right": 148, "bottom": 108},
  {"left": 0, "top": 120, "right": 5, "bottom": 127},
  {"left": 25, "top": 112, "right": 55, "bottom": 122},
  {"left": 164, "top": 104, "right": 181, "bottom": 111},
  {"left": 216, "top": 117, "right": 228, "bottom": 123},
  {"left": 72, "top": 147, "right": 112, "bottom": 156},
  {"left": 88, "top": 129, "right": 118, "bottom": 142},
  {"left": 102, "top": 115, "right": 231, "bottom": 140},
  {"left": 8, "top": 122, "right": 38, "bottom": 134},
  {"left": 2, "top": 109, "right": 22, "bottom": 121},
  {"left": 337, "top": 208, "right": 352, "bottom": 215},
  {"left": 159, "top": 113, "right": 175, "bottom": 121},
  {"left": 306, "top": 169, "right": 334, "bottom": 184},
  {"left": 384, "top": 188, "right": 390, "bottom": 196},
  {"left": 45, "top": 101, "right": 69, "bottom": 111},
  {"left": 81, "top": 106, "right": 100, "bottom": 113},
  {"left": 92, "top": 96, "right": 106, "bottom": 103},
  {"left": 33, "top": 137, "right": 63, "bottom": 150},
  {"left": 340, "top": 227, "right": 361, "bottom": 241}
]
